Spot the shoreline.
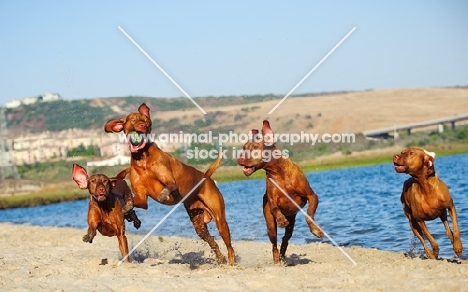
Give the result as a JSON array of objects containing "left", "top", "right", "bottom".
[
  {"left": 1, "top": 144, "right": 468, "bottom": 209},
  {"left": 1, "top": 222, "right": 468, "bottom": 291}
]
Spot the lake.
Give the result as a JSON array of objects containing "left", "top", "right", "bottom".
[{"left": 1, "top": 153, "right": 467, "bottom": 258}]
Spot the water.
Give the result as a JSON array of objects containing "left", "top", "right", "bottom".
[{"left": 1, "top": 153, "right": 468, "bottom": 257}]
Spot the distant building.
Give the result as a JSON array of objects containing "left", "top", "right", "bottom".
[
  {"left": 87, "top": 155, "right": 130, "bottom": 167},
  {"left": 5, "top": 99, "right": 21, "bottom": 108},
  {"left": 22, "top": 96, "right": 39, "bottom": 105},
  {"left": 4, "top": 93, "right": 63, "bottom": 109},
  {"left": 41, "top": 93, "right": 62, "bottom": 102}
]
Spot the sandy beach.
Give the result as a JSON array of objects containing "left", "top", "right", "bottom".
[{"left": 1, "top": 223, "right": 467, "bottom": 291}]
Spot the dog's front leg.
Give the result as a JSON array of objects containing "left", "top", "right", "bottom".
[
  {"left": 440, "top": 209, "right": 454, "bottom": 242},
  {"left": 152, "top": 165, "right": 178, "bottom": 202},
  {"left": 416, "top": 220, "right": 439, "bottom": 259},
  {"left": 83, "top": 223, "right": 98, "bottom": 243},
  {"left": 305, "top": 191, "right": 324, "bottom": 239},
  {"left": 129, "top": 169, "right": 150, "bottom": 209},
  {"left": 445, "top": 205, "right": 463, "bottom": 257},
  {"left": 157, "top": 187, "right": 173, "bottom": 202},
  {"left": 84, "top": 209, "right": 100, "bottom": 243},
  {"left": 131, "top": 183, "right": 149, "bottom": 209},
  {"left": 269, "top": 203, "right": 289, "bottom": 227},
  {"left": 266, "top": 189, "right": 289, "bottom": 227},
  {"left": 117, "top": 234, "right": 130, "bottom": 262},
  {"left": 404, "top": 204, "right": 437, "bottom": 259},
  {"left": 279, "top": 215, "right": 296, "bottom": 262},
  {"left": 263, "top": 194, "right": 280, "bottom": 264}
]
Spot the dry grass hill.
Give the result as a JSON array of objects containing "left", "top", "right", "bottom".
[
  {"left": 5, "top": 87, "right": 468, "bottom": 138},
  {"left": 2, "top": 87, "right": 468, "bottom": 200},
  {"left": 138, "top": 87, "right": 468, "bottom": 136}
]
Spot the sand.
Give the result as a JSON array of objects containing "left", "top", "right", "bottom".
[{"left": 1, "top": 223, "right": 467, "bottom": 291}]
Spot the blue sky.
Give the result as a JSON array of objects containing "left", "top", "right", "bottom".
[{"left": 1, "top": 1, "right": 467, "bottom": 106}]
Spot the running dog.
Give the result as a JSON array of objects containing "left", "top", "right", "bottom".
[
  {"left": 237, "top": 120, "right": 324, "bottom": 263},
  {"left": 393, "top": 148, "right": 462, "bottom": 259},
  {"left": 104, "top": 104, "right": 235, "bottom": 265}
]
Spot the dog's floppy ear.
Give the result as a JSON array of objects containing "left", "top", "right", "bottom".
[
  {"left": 110, "top": 179, "right": 118, "bottom": 189},
  {"left": 104, "top": 118, "right": 126, "bottom": 133},
  {"left": 138, "top": 103, "right": 150, "bottom": 118},
  {"left": 72, "top": 164, "right": 89, "bottom": 189},
  {"left": 250, "top": 129, "right": 259, "bottom": 140},
  {"left": 425, "top": 156, "right": 433, "bottom": 168},
  {"left": 261, "top": 120, "right": 275, "bottom": 146},
  {"left": 423, "top": 151, "right": 435, "bottom": 176},
  {"left": 423, "top": 149, "right": 435, "bottom": 159},
  {"left": 249, "top": 129, "right": 261, "bottom": 142},
  {"left": 423, "top": 149, "right": 435, "bottom": 168}
]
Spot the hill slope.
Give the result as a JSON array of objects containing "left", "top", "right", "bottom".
[{"left": 4, "top": 87, "right": 468, "bottom": 138}]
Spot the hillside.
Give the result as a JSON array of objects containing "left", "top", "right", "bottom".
[
  {"left": 2, "top": 86, "right": 468, "bottom": 203},
  {"left": 4, "top": 87, "right": 468, "bottom": 139}
]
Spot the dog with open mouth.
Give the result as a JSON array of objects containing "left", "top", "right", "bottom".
[
  {"left": 393, "top": 147, "right": 462, "bottom": 259},
  {"left": 237, "top": 120, "right": 324, "bottom": 263},
  {"left": 104, "top": 103, "right": 235, "bottom": 265},
  {"left": 72, "top": 164, "right": 140, "bottom": 262}
]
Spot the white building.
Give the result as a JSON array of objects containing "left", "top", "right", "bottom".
[
  {"left": 22, "top": 96, "right": 39, "bottom": 105},
  {"left": 41, "top": 93, "right": 61, "bottom": 102},
  {"left": 5, "top": 99, "right": 21, "bottom": 108},
  {"left": 86, "top": 155, "right": 130, "bottom": 167}
]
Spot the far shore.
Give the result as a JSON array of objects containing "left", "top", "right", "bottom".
[{"left": 1, "top": 143, "right": 468, "bottom": 209}]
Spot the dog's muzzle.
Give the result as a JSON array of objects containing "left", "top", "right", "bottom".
[{"left": 128, "top": 131, "right": 147, "bottom": 153}]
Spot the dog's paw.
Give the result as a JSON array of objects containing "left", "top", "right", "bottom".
[
  {"left": 306, "top": 219, "right": 324, "bottom": 239},
  {"left": 121, "top": 203, "right": 133, "bottom": 215},
  {"left": 133, "top": 218, "right": 141, "bottom": 229},
  {"left": 157, "top": 188, "right": 171, "bottom": 202},
  {"left": 276, "top": 215, "right": 289, "bottom": 228},
  {"left": 125, "top": 210, "right": 142, "bottom": 229},
  {"left": 311, "top": 228, "right": 324, "bottom": 239},
  {"left": 83, "top": 234, "right": 93, "bottom": 243},
  {"left": 454, "top": 241, "right": 463, "bottom": 257}
]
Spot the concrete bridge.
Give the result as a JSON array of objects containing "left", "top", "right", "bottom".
[{"left": 363, "top": 113, "right": 468, "bottom": 139}]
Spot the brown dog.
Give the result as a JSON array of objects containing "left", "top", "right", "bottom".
[
  {"left": 393, "top": 148, "right": 463, "bottom": 259},
  {"left": 237, "top": 120, "right": 324, "bottom": 263},
  {"left": 72, "top": 164, "right": 137, "bottom": 262},
  {"left": 104, "top": 103, "right": 235, "bottom": 265}
]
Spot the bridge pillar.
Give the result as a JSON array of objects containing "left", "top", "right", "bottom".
[
  {"left": 407, "top": 128, "right": 411, "bottom": 135},
  {"left": 451, "top": 121, "right": 455, "bottom": 130}
]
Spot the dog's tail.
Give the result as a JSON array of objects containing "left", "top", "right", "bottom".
[
  {"left": 112, "top": 167, "right": 130, "bottom": 180},
  {"left": 204, "top": 150, "right": 223, "bottom": 177}
]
